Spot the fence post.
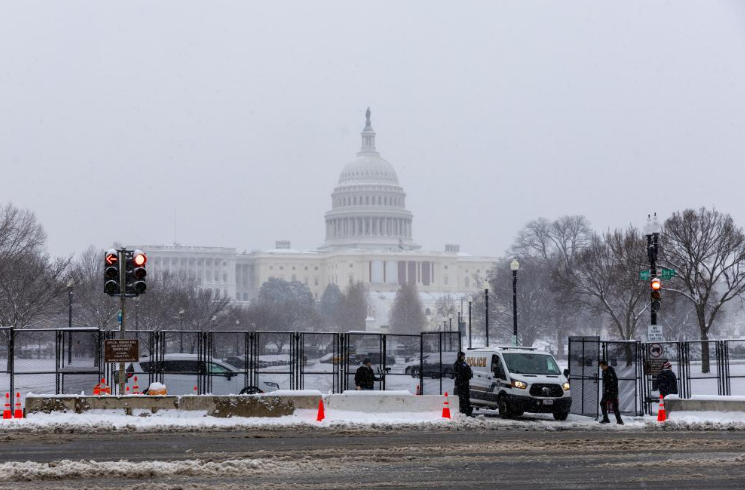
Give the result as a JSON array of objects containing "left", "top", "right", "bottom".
[{"left": 8, "top": 327, "right": 14, "bottom": 397}]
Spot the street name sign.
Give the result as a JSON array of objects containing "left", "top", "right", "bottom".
[{"left": 639, "top": 268, "right": 676, "bottom": 281}]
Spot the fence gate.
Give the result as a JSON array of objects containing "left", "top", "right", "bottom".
[{"left": 568, "top": 336, "right": 600, "bottom": 418}]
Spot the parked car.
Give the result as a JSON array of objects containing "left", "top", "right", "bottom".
[
  {"left": 125, "top": 354, "right": 279, "bottom": 395},
  {"left": 408, "top": 352, "right": 458, "bottom": 378}
]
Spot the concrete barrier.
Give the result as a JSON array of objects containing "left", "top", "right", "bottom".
[
  {"left": 24, "top": 390, "right": 457, "bottom": 417},
  {"left": 25, "top": 395, "right": 179, "bottom": 415},
  {"left": 325, "top": 391, "right": 459, "bottom": 413},
  {"left": 665, "top": 395, "right": 745, "bottom": 414}
]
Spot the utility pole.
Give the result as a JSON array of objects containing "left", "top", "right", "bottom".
[{"left": 118, "top": 248, "right": 127, "bottom": 396}]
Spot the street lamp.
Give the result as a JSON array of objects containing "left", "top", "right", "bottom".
[
  {"left": 510, "top": 258, "right": 520, "bottom": 347},
  {"left": 178, "top": 309, "right": 185, "bottom": 352},
  {"left": 467, "top": 294, "right": 473, "bottom": 349},
  {"left": 448, "top": 314, "right": 453, "bottom": 350},
  {"left": 67, "top": 279, "right": 74, "bottom": 364},
  {"left": 484, "top": 280, "right": 491, "bottom": 347}
]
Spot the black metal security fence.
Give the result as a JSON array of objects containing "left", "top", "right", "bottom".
[
  {"left": 0, "top": 328, "right": 460, "bottom": 398},
  {"left": 568, "top": 337, "right": 745, "bottom": 417}
]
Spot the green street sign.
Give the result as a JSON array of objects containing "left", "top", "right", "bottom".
[
  {"left": 639, "top": 268, "right": 676, "bottom": 281},
  {"left": 660, "top": 268, "right": 676, "bottom": 280}
]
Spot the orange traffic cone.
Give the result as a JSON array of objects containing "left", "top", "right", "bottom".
[
  {"left": 133, "top": 376, "right": 140, "bottom": 395},
  {"left": 14, "top": 392, "right": 23, "bottom": 419},
  {"left": 657, "top": 395, "right": 666, "bottom": 422},
  {"left": 93, "top": 381, "right": 101, "bottom": 396},
  {"left": 100, "top": 378, "right": 110, "bottom": 395},
  {"left": 442, "top": 392, "right": 451, "bottom": 419},
  {"left": 316, "top": 398, "right": 325, "bottom": 422},
  {"left": 416, "top": 384, "right": 421, "bottom": 396},
  {"left": 194, "top": 385, "right": 198, "bottom": 395},
  {"left": 3, "top": 393, "right": 11, "bottom": 420}
]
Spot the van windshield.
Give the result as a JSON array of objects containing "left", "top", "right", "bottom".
[{"left": 502, "top": 353, "right": 561, "bottom": 375}]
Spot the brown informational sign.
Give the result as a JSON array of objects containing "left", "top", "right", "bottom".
[
  {"left": 644, "top": 358, "right": 668, "bottom": 376},
  {"left": 104, "top": 339, "right": 139, "bottom": 363}
]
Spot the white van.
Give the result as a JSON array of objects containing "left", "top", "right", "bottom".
[{"left": 466, "top": 346, "right": 572, "bottom": 420}]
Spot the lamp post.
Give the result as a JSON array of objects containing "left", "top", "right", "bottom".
[
  {"left": 67, "top": 279, "right": 74, "bottom": 364},
  {"left": 510, "top": 258, "right": 520, "bottom": 347},
  {"left": 467, "top": 295, "right": 473, "bottom": 349},
  {"left": 484, "top": 280, "right": 490, "bottom": 347},
  {"left": 178, "top": 309, "right": 185, "bottom": 352},
  {"left": 448, "top": 314, "right": 453, "bottom": 350}
]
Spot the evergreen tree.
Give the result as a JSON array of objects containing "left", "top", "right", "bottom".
[{"left": 389, "top": 283, "right": 425, "bottom": 334}]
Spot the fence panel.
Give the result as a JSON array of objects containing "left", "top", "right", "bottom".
[
  {"left": 58, "top": 328, "right": 101, "bottom": 395},
  {"left": 725, "top": 340, "right": 745, "bottom": 396},
  {"left": 252, "top": 332, "right": 297, "bottom": 392},
  {"left": 685, "top": 341, "right": 723, "bottom": 396},
  {"left": 209, "top": 331, "right": 248, "bottom": 395},
  {"left": 299, "top": 333, "right": 339, "bottom": 393},
  {"left": 157, "top": 331, "right": 204, "bottom": 395},
  {"left": 568, "top": 336, "right": 600, "bottom": 417},
  {"left": 603, "top": 342, "right": 643, "bottom": 416},
  {"left": 344, "top": 333, "right": 384, "bottom": 391},
  {"left": 384, "top": 334, "right": 421, "bottom": 394},
  {"left": 0, "top": 328, "right": 10, "bottom": 397},
  {"left": 420, "top": 332, "right": 459, "bottom": 395},
  {"left": 12, "top": 329, "right": 59, "bottom": 400}
]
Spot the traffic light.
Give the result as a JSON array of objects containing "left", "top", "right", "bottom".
[
  {"left": 104, "top": 249, "right": 120, "bottom": 295},
  {"left": 125, "top": 249, "right": 147, "bottom": 295},
  {"left": 650, "top": 278, "right": 662, "bottom": 312}
]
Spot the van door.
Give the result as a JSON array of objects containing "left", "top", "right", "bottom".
[
  {"left": 492, "top": 355, "right": 509, "bottom": 397},
  {"left": 467, "top": 353, "right": 490, "bottom": 406}
]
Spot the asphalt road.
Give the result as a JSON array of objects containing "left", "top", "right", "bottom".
[{"left": 2, "top": 427, "right": 745, "bottom": 489}]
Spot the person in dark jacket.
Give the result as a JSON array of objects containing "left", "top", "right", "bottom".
[
  {"left": 599, "top": 360, "right": 623, "bottom": 425},
  {"left": 656, "top": 361, "right": 678, "bottom": 398},
  {"left": 453, "top": 351, "right": 473, "bottom": 416},
  {"left": 355, "top": 358, "right": 382, "bottom": 390}
]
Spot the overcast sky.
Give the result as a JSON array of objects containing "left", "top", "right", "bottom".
[{"left": 2, "top": 1, "right": 744, "bottom": 259}]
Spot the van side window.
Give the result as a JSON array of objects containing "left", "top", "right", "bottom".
[{"left": 492, "top": 356, "right": 506, "bottom": 380}]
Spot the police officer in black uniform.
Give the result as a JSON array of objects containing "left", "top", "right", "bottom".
[
  {"left": 355, "top": 358, "right": 382, "bottom": 390},
  {"left": 453, "top": 351, "right": 473, "bottom": 416},
  {"left": 599, "top": 360, "right": 623, "bottom": 425}
]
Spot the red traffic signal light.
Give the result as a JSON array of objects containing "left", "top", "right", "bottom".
[
  {"left": 651, "top": 278, "right": 662, "bottom": 291},
  {"left": 133, "top": 251, "right": 147, "bottom": 267}
]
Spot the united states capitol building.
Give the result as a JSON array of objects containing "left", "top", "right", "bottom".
[{"left": 134, "top": 110, "right": 497, "bottom": 329}]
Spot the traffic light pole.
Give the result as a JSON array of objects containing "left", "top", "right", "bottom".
[
  {"left": 118, "top": 248, "right": 127, "bottom": 396},
  {"left": 647, "top": 233, "right": 660, "bottom": 326}
]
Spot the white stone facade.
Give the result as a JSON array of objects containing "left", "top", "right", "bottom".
[{"left": 132, "top": 109, "right": 498, "bottom": 329}]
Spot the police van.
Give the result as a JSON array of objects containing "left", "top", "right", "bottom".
[{"left": 466, "top": 346, "right": 571, "bottom": 420}]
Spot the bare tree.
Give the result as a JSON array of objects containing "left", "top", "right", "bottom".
[
  {"left": 68, "top": 246, "right": 119, "bottom": 330},
  {"left": 662, "top": 208, "right": 745, "bottom": 372},
  {"left": 0, "top": 203, "right": 46, "bottom": 274},
  {"left": 510, "top": 215, "right": 593, "bottom": 356},
  {"left": 491, "top": 257, "right": 556, "bottom": 348},
  {"left": 0, "top": 251, "right": 70, "bottom": 328},
  {"left": 559, "top": 228, "right": 649, "bottom": 344}
]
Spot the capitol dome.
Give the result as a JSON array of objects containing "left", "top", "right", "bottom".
[{"left": 322, "top": 109, "right": 418, "bottom": 251}]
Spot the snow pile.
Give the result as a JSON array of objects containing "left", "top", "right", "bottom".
[
  {"left": 0, "top": 457, "right": 311, "bottom": 482},
  {"left": 659, "top": 410, "right": 745, "bottom": 430}
]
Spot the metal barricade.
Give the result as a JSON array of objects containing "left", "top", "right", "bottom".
[
  {"left": 299, "top": 332, "right": 340, "bottom": 393},
  {"left": 384, "top": 334, "right": 421, "bottom": 394},
  {"left": 0, "top": 327, "right": 11, "bottom": 397},
  {"left": 568, "top": 336, "right": 600, "bottom": 418},
  {"left": 250, "top": 332, "right": 298, "bottom": 392}
]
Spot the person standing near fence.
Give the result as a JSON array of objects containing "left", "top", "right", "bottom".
[
  {"left": 656, "top": 361, "right": 678, "bottom": 398},
  {"left": 599, "top": 360, "right": 623, "bottom": 425},
  {"left": 355, "top": 358, "right": 382, "bottom": 390},
  {"left": 453, "top": 351, "right": 473, "bottom": 416}
]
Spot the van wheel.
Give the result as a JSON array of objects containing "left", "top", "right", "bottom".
[
  {"left": 498, "top": 395, "right": 512, "bottom": 419},
  {"left": 553, "top": 411, "right": 569, "bottom": 421}
]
